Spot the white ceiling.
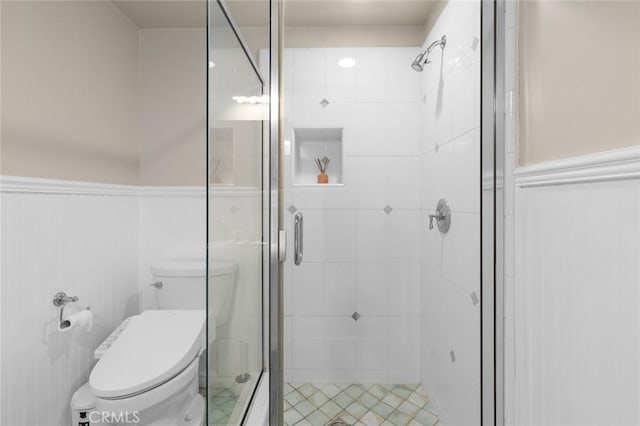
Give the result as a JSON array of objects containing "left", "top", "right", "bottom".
[{"left": 112, "top": 0, "right": 442, "bottom": 29}]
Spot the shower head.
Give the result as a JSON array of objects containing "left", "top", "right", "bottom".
[
  {"left": 411, "top": 50, "right": 427, "bottom": 72},
  {"left": 411, "top": 35, "right": 447, "bottom": 72}
]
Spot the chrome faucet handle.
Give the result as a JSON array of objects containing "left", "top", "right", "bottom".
[
  {"left": 428, "top": 212, "right": 440, "bottom": 229},
  {"left": 428, "top": 199, "right": 452, "bottom": 233}
]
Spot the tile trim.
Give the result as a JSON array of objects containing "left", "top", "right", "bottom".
[{"left": 514, "top": 146, "right": 640, "bottom": 188}]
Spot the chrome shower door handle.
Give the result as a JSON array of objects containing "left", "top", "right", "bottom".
[{"left": 294, "top": 212, "right": 303, "bottom": 265}]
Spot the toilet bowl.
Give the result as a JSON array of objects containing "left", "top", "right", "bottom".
[{"left": 89, "top": 310, "right": 206, "bottom": 425}]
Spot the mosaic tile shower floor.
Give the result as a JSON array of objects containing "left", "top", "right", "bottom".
[
  {"left": 208, "top": 385, "right": 240, "bottom": 426},
  {"left": 284, "top": 383, "right": 439, "bottom": 426}
]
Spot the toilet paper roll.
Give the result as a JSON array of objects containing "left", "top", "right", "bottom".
[{"left": 58, "top": 309, "right": 93, "bottom": 332}]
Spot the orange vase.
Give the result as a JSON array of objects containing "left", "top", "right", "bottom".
[{"left": 317, "top": 172, "right": 329, "bottom": 184}]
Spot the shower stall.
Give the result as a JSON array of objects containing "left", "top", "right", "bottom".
[
  {"left": 0, "top": 0, "right": 501, "bottom": 424},
  {"left": 209, "top": 0, "right": 502, "bottom": 424}
]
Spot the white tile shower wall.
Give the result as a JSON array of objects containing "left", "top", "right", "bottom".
[
  {"left": 514, "top": 178, "right": 640, "bottom": 426},
  {"left": 419, "top": 1, "right": 481, "bottom": 425},
  {"left": 0, "top": 189, "right": 139, "bottom": 426},
  {"left": 281, "top": 47, "right": 423, "bottom": 384}
]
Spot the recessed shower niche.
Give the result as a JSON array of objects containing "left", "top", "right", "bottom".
[{"left": 292, "top": 127, "right": 343, "bottom": 185}]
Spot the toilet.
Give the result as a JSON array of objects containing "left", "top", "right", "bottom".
[{"left": 87, "top": 260, "right": 237, "bottom": 426}]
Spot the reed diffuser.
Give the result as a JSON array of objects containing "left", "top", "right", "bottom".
[{"left": 315, "top": 156, "right": 330, "bottom": 184}]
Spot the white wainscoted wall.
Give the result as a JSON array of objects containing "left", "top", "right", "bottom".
[
  {"left": 0, "top": 177, "right": 139, "bottom": 426},
  {"left": 511, "top": 148, "right": 640, "bottom": 426},
  {"left": 278, "top": 46, "right": 423, "bottom": 384},
  {"left": 419, "top": 1, "right": 481, "bottom": 425},
  {"left": 0, "top": 176, "right": 264, "bottom": 425}
]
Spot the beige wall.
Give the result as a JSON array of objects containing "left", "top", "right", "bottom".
[
  {"left": 138, "top": 29, "right": 206, "bottom": 186},
  {"left": 1, "top": 1, "right": 140, "bottom": 184},
  {"left": 518, "top": 1, "right": 640, "bottom": 166}
]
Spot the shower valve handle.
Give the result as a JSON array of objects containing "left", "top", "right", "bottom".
[
  {"left": 428, "top": 199, "right": 452, "bottom": 233},
  {"left": 428, "top": 211, "right": 445, "bottom": 229}
]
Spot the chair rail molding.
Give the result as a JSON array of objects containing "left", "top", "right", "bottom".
[
  {"left": 514, "top": 146, "right": 640, "bottom": 188},
  {"left": 0, "top": 175, "right": 260, "bottom": 198}
]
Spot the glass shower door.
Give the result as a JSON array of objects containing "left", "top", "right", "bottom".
[{"left": 207, "top": 1, "right": 268, "bottom": 424}]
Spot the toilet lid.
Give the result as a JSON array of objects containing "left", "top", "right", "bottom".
[{"left": 90, "top": 310, "right": 205, "bottom": 398}]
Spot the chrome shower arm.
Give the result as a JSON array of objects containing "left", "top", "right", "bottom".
[{"left": 424, "top": 35, "right": 447, "bottom": 64}]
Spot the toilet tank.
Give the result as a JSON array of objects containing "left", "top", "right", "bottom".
[{"left": 150, "top": 260, "right": 238, "bottom": 326}]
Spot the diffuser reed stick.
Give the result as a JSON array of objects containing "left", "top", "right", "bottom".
[{"left": 315, "top": 156, "right": 330, "bottom": 184}]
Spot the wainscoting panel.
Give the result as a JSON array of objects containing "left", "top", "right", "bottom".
[
  {"left": 0, "top": 186, "right": 139, "bottom": 425},
  {"left": 513, "top": 151, "right": 640, "bottom": 426}
]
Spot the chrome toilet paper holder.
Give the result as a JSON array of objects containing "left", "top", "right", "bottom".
[{"left": 53, "top": 292, "right": 90, "bottom": 325}]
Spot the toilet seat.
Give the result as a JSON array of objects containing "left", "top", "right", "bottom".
[{"left": 89, "top": 310, "right": 205, "bottom": 399}]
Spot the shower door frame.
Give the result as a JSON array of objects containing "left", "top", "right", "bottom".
[
  {"left": 481, "top": 0, "right": 505, "bottom": 425},
  {"left": 264, "top": 0, "right": 506, "bottom": 425}
]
